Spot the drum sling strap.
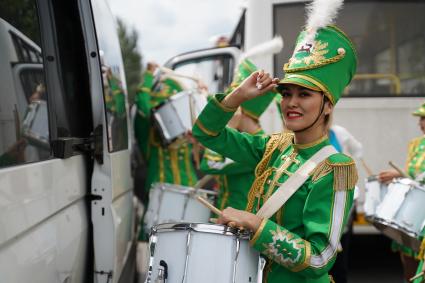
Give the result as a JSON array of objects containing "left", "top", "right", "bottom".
[{"left": 256, "top": 145, "right": 337, "bottom": 219}]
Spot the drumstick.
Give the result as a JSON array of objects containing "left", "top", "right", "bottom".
[
  {"left": 194, "top": 174, "right": 214, "bottom": 189},
  {"left": 388, "top": 161, "right": 409, "bottom": 178},
  {"left": 195, "top": 195, "right": 222, "bottom": 216},
  {"left": 159, "top": 66, "right": 201, "bottom": 84},
  {"left": 360, "top": 158, "right": 374, "bottom": 176}
]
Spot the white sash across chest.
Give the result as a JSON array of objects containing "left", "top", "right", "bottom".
[{"left": 256, "top": 145, "right": 337, "bottom": 219}]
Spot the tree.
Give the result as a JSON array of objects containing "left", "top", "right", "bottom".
[{"left": 117, "top": 18, "right": 143, "bottom": 105}]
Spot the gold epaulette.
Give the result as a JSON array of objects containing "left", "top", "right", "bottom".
[
  {"left": 331, "top": 159, "right": 358, "bottom": 191},
  {"left": 311, "top": 157, "right": 358, "bottom": 191}
]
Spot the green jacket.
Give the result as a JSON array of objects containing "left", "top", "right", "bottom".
[
  {"left": 193, "top": 94, "right": 357, "bottom": 283},
  {"left": 406, "top": 136, "right": 425, "bottom": 180},
  {"left": 200, "top": 130, "right": 264, "bottom": 211},
  {"left": 134, "top": 71, "right": 198, "bottom": 193}
]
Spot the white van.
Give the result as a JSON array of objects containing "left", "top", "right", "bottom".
[{"left": 0, "top": 1, "right": 137, "bottom": 282}]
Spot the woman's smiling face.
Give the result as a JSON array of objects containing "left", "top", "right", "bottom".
[{"left": 279, "top": 84, "right": 329, "bottom": 132}]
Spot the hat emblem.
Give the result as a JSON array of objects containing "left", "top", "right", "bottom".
[{"left": 289, "top": 40, "right": 329, "bottom": 67}]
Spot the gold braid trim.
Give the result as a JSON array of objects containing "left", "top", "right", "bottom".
[
  {"left": 416, "top": 238, "right": 425, "bottom": 260},
  {"left": 331, "top": 160, "right": 358, "bottom": 191},
  {"left": 283, "top": 52, "right": 345, "bottom": 73},
  {"left": 245, "top": 168, "right": 272, "bottom": 212},
  {"left": 246, "top": 133, "right": 293, "bottom": 212},
  {"left": 311, "top": 159, "right": 334, "bottom": 183},
  {"left": 255, "top": 133, "right": 293, "bottom": 176}
]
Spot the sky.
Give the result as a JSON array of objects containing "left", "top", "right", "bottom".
[{"left": 108, "top": 0, "right": 245, "bottom": 65}]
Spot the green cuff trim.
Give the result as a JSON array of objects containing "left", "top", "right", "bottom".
[
  {"left": 193, "top": 94, "right": 238, "bottom": 136},
  {"left": 250, "top": 219, "right": 273, "bottom": 248},
  {"left": 212, "top": 95, "right": 238, "bottom": 112},
  {"left": 250, "top": 218, "right": 268, "bottom": 246},
  {"left": 194, "top": 120, "right": 219, "bottom": 137}
]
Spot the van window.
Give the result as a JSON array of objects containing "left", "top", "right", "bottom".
[
  {"left": 273, "top": 1, "right": 425, "bottom": 97},
  {"left": 91, "top": 0, "right": 128, "bottom": 152},
  {"left": 0, "top": 1, "right": 51, "bottom": 168},
  {"left": 173, "top": 55, "right": 234, "bottom": 94}
]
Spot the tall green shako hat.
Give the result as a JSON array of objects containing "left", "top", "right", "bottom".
[
  {"left": 226, "top": 59, "right": 277, "bottom": 120},
  {"left": 277, "top": 0, "right": 357, "bottom": 105},
  {"left": 412, "top": 102, "right": 425, "bottom": 117}
]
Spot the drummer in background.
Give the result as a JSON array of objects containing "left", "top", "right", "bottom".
[
  {"left": 134, "top": 62, "right": 198, "bottom": 230},
  {"left": 200, "top": 59, "right": 278, "bottom": 211},
  {"left": 192, "top": 3, "right": 358, "bottom": 281},
  {"left": 378, "top": 102, "right": 425, "bottom": 282}
]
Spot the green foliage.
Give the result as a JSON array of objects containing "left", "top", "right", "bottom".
[
  {"left": 0, "top": 0, "right": 41, "bottom": 44},
  {"left": 117, "top": 18, "right": 143, "bottom": 105}
]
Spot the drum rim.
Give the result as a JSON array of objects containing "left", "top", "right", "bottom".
[
  {"left": 152, "top": 182, "right": 218, "bottom": 196},
  {"left": 151, "top": 222, "right": 252, "bottom": 238}
]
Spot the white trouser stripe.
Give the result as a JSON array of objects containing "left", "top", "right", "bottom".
[{"left": 310, "top": 191, "right": 347, "bottom": 268}]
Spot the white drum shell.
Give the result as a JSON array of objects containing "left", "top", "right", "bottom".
[
  {"left": 364, "top": 177, "right": 387, "bottom": 217},
  {"left": 372, "top": 178, "right": 425, "bottom": 251},
  {"left": 375, "top": 180, "right": 410, "bottom": 221},
  {"left": 147, "top": 224, "right": 260, "bottom": 283},
  {"left": 143, "top": 183, "right": 216, "bottom": 233},
  {"left": 153, "top": 90, "right": 207, "bottom": 144},
  {"left": 393, "top": 184, "right": 425, "bottom": 235}
]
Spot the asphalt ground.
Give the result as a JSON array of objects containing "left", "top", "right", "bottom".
[{"left": 347, "top": 234, "right": 404, "bottom": 283}]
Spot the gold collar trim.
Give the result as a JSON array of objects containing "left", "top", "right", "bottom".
[{"left": 294, "top": 135, "right": 328, "bottom": 149}]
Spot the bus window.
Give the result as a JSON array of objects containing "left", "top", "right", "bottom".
[
  {"left": 0, "top": 1, "right": 51, "bottom": 168},
  {"left": 273, "top": 1, "right": 425, "bottom": 97}
]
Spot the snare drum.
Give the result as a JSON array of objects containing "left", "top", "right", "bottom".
[
  {"left": 152, "top": 90, "right": 207, "bottom": 145},
  {"left": 145, "top": 223, "right": 264, "bottom": 283},
  {"left": 363, "top": 175, "right": 387, "bottom": 218},
  {"left": 143, "top": 183, "right": 217, "bottom": 233},
  {"left": 373, "top": 178, "right": 425, "bottom": 251}
]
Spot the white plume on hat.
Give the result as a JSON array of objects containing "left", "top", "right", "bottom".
[{"left": 303, "top": 0, "right": 344, "bottom": 44}]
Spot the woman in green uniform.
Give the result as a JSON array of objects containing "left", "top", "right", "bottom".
[
  {"left": 192, "top": 18, "right": 358, "bottom": 283},
  {"left": 379, "top": 102, "right": 425, "bottom": 282}
]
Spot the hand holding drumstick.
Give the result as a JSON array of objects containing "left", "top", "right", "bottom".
[{"left": 195, "top": 195, "right": 262, "bottom": 232}]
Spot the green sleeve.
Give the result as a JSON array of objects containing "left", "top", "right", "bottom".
[
  {"left": 200, "top": 149, "right": 255, "bottom": 175},
  {"left": 192, "top": 94, "right": 268, "bottom": 168},
  {"left": 250, "top": 156, "right": 355, "bottom": 278}
]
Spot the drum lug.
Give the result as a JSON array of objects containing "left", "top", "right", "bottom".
[{"left": 155, "top": 260, "right": 168, "bottom": 283}]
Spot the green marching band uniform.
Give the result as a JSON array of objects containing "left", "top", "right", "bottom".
[
  {"left": 200, "top": 59, "right": 277, "bottom": 211},
  {"left": 134, "top": 71, "right": 198, "bottom": 200},
  {"left": 193, "top": 25, "right": 358, "bottom": 283},
  {"left": 410, "top": 103, "right": 425, "bottom": 283}
]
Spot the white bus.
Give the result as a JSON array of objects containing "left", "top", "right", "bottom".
[
  {"left": 165, "top": 0, "right": 425, "bottom": 232},
  {"left": 0, "top": 0, "right": 138, "bottom": 282}
]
